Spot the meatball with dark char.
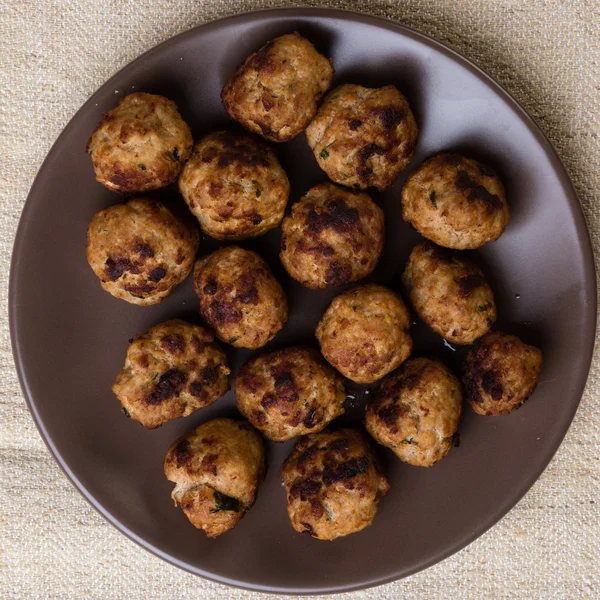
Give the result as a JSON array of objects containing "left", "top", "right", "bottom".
[
  {"left": 280, "top": 182, "right": 385, "bottom": 289},
  {"left": 164, "top": 418, "right": 265, "bottom": 537},
  {"left": 306, "top": 84, "right": 419, "bottom": 191},
  {"left": 402, "top": 241, "right": 496, "bottom": 345},
  {"left": 462, "top": 331, "right": 543, "bottom": 416},
  {"left": 178, "top": 131, "right": 290, "bottom": 240},
  {"left": 87, "top": 92, "right": 193, "bottom": 193},
  {"left": 236, "top": 346, "right": 346, "bottom": 441},
  {"left": 401, "top": 153, "right": 510, "bottom": 249},
  {"left": 86, "top": 197, "right": 199, "bottom": 306},
  {"left": 222, "top": 32, "right": 334, "bottom": 142},
  {"left": 112, "top": 320, "right": 230, "bottom": 429},
  {"left": 193, "top": 246, "right": 287, "bottom": 349},
  {"left": 282, "top": 429, "right": 389, "bottom": 540},
  {"left": 316, "top": 284, "right": 412, "bottom": 384},
  {"left": 365, "top": 357, "right": 462, "bottom": 467}
]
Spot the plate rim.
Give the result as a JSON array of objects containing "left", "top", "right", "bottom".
[{"left": 8, "top": 6, "right": 598, "bottom": 595}]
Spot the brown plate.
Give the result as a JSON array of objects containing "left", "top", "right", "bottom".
[{"left": 9, "top": 8, "right": 596, "bottom": 594}]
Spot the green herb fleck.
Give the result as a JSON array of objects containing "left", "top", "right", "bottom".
[
  {"left": 320, "top": 148, "right": 330, "bottom": 160},
  {"left": 351, "top": 305, "right": 358, "bottom": 312},
  {"left": 169, "top": 147, "right": 180, "bottom": 162},
  {"left": 211, "top": 491, "right": 241, "bottom": 513},
  {"left": 429, "top": 190, "right": 437, "bottom": 208},
  {"left": 255, "top": 189, "right": 262, "bottom": 198},
  {"left": 228, "top": 337, "right": 238, "bottom": 344},
  {"left": 137, "top": 163, "right": 147, "bottom": 170},
  {"left": 477, "top": 304, "right": 488, "bottom": 312},
  {"left": 129, "top": 292, "right": 144, "bottom": 299},
  {"left": 402, "top": 437, "right": 414, "bottom": 445},
  {"left": 121, "top": 406, "right": 131, "bottom": 418}
]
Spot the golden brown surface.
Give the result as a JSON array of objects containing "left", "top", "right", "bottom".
[
  {"left": 401, "top": 153, "right": 510, "bottom": 249},
  {"left": 280, "top": 182, "right": 384, "bottom": 289},
  {"left": 235, "top": 346, "right": 346, "bottom": 441},
  {"left": 164, "top": 418, "right": 265, "bottom": 537},
  {"left": 86, "top": 197, "right": 199, "bottom": 306},
  {"left": 462, "top": 331, "right": 543, "bottom": 416},
  {"left": 401, "top": 242, "right": 496, "bottom": 345},
  {"left": 178, "top": 130, "right": 290, "bottom": 240},
  {"left": 365, "top": 357, "right": 462, "bottom": 467},
  {"left": 193, "top": 246, "right": 287, "bottom": 349},
  {"left": 281, "top": 429, "right": 389, "bottom": 540},
  {"left": 305, "top": 84, "right": 418, "bottom": 191},
  {"left": 222, "top": 32, "right": 333, "bottom": 142},
  {"left": 316, "top": 284, "right": 412, "bottom": 383},
  {"left": 112, "top": 319, "right": 230, "bottom": 429},
  {"left": 87, "top": 92, "right": 192, "bottom": 193}
]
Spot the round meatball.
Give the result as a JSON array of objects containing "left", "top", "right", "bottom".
[
  {"left": 193, "top": 246, "right": 287, "bottom": 349},
  {"left": 236, "top": 347, "right": 346, "bottom": 441},
  {"left": 282, "top": 429, "right": 389, "bottom": 540},
  {"left": 164, "top": 418, "right": 265, "bottom": 537},
  {"left": 178, "top": 131, "right": 290, "bottom": 240},
  {"left": 365, "top": 357, "right": 462, "bottom": 467},
  {"left": 316, "top": 284, "right": 412, "bottom": 384},
  {"left": 86, "top": 197, "right": 199, "bottom": 305},
  {"left": 87, "top": 92, "right": 192, "bottom": 193},
  {"left": 462, "top": 331, "right": 543, "bottom": 416},
  {"left": 305, "top": 84, "right": 418, "bottom": 191},
  {"left": 222, "top": 32, "right": 334, "bottom": 142},
  {"left": 112, "top": 320, "right": 230, "bottom": 429},
  {"left": 280, "top": 182, "right": 384, "bottom": 289},
  {"left": 402, "top": 242, "right": 496, "bottom": 345},
  {"left": 401, "top": 153, "right": 510, "bottom": 249}
]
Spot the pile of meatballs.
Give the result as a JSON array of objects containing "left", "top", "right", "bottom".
[{"left": 86, "top": 32, "right": 543, "bottom": 541}]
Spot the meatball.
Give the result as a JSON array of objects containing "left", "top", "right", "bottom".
[
  {"left": 402, "top": 242, "right": 496, "bottom": 345},
  {"left": 87, "top": 92, "right": 192, "bottom": 193},
  {"left": 164, "top": 418, "right": 265, "bottom": 537},
  {"left": 305, "top": 84, "right": 418, "bottom": 191},
  {"left": 316, "top": 284, "right": 412, "bottom": 384},
  {"left": 280, "top": 182, "right": 384, "bottom": 289},
  {"left": 193, "top": 246, "right": 287, "bottom": 349},
  {"left": 86, "top": 197, "right": 199, "bottom": 305},
  {"left": 222, "top": 32, "right": 333, "bottom": 142},
  {"left": 112, "top": 320, "right": 230, "bottom": 429},
  {"left": 236, "top": 346, "right": 346, "bottom": 441},
  {"left": 178, "top": 131, "right": 290, "bottom": 240},
  {"left": 365, "top": 357, "right": 462, "bottom": 467},
  {"left": 401, "top": 153, "right": 510, "bottom": 249},
  {"left": 282, "top": 429, "right": 389, "bottom": 540},
  {"left": 462, "top": 331, "right": 543, "bottom": 416}
]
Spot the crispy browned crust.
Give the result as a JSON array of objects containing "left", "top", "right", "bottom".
[
  {"left": 280, "top": 182, "right": 384, "bottom": 289},
  {"left": 222, "top": 33, "right": 333, "bottom": 142},
  {"left": 461, "top": 331, "right": 543, "bottom": 416},
  {"left": 282, "top": 429, "right": 389, "bottom": 540},
  {"left": 236, "top": 346, "right": 346, "bottom": 441}
]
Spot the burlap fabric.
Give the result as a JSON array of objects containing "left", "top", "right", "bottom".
[{"left": 1, "top": 1, "right": 598, "bottom": 598}]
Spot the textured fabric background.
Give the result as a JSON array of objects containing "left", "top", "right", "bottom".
[{"left": 1, "top": 1, "right": 599, "bottom": 598}]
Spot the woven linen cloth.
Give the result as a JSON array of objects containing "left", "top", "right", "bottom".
[{"left": 1, "top": 1, "right": 599, "bottom": 598}]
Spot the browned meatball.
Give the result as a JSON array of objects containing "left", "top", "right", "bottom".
[
  {"left": 87, "top": 92, "right": 193, "bottom": 193},
  {"left": 86, "top": 197, "right": 199, "bottom": 305},
  {"left": 222, "top": 33, "right": 334, "bottom": 142},
  {"left": 280, "top": 182, "right": 385, "bottom": 289},
  {"left": 193, "top": 246, "right": 287, "bottom": 349},
  {"left": 236, "top": 346, "right": 346, "bottom": 441},
  {"left": 402, "top": 242, "right": 496, "bottom": 345},
  {"left": 306, "top": 84, "right": 418, "bottom": 190},
  {"left": 112, "top": 320, "right": 230, "bottom": 429},
  {"left": 316, "top": 284, "right": 412, "bottom": 384},
  {"left": 462, "top": 331, "right": 543, "bottom": 416},
  {"left": 178, "top": 131, "right": 290, "bottom": 240},
  {"left": 402, "top": 153, "right": 510, "bottom": 249},
  {"left": 365, "top": 357, "right": 462, "bottom": 467},
  {"left": 282, "top": 429, "right": 389, "bottom": 540},
  {"left": 164, "top": 418, "right": 265, "bottom": 537}
]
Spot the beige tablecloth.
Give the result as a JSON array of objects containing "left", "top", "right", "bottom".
[{"left": 1, "top": 1, "right": 599, "bottom": 598}]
